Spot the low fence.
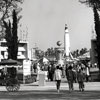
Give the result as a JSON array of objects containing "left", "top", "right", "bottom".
[
  {"left": 90, "top": 71, "right": 100, "bottom": 82},
  {"left": 17, "top": 72, "right": 37, "bottom": 84}
]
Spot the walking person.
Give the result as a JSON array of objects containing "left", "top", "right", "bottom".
[
  {"left": 77, "top": 68, "right": 85, "bottom": 91},
  {"left": 54, "top": 65, "right": 62, "bottom": 93},
  {"left": 66, "top": 65, "right": 75, "bottom": 92},
  {"left": 86, "top": 66, "right": 90, "bottom": 82},
  {"left": 48, "top": 64, "right": 54, "bottom": 81}
]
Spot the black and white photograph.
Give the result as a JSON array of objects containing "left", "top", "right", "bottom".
[{"left": 0, "top": 0, "right": 100, "bottom": 100}]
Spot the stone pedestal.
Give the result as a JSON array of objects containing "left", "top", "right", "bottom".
[
  {"left": 39, "top": 71, "right": 45, "bottom": 86},
  {"left": 55, "top": 47, "right": 64, "bottom": 66}
]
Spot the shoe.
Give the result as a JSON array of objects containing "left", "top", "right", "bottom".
[
  {"left": 72, "top": 88, "right": 74, "bottom": 91},
  {"left": 82, "top": 88, "right": 84, "bottom": 91},
  {"left": 69, "top": 89, "right": 72, "bottom": 92},
  {"left": 79, "top": 89, "right": 81, "bottom": 91},
  {"left": 79, "top": 88, "right": 81, "bottom": 91},
  {"left": 57, "top": 89, "right": 60, "bottom": 93}
]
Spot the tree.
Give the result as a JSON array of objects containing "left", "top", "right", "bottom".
[
  {"left": 12, "top": 9, "right": 18, "bottom": 60},
  {"left": 35, "top": 49, "right": 44, "bottom": 59},
  {"left": 71, "top": 48, "right": 88, "bottom": 58},
  {"left": 79, "top": 0, "right": 100, "bottom": 70},
  {"left": 3, "top": 20, "right": 12, "bottom": 59},
  {"left": 93, "top": 6, "right": 100, "bottom": 70},
  {"left": 79, "top": 0, "right": 100, "bottom": 10},
  {"left": 3, "top": 9, "right": 18, "bottom": 60},
  {"left": 0, "top": 0, "right": 23, "bottom": 34},
  {"left": 80, "top": 48, "right": 88, "bottom": 55},
  {"left": 45, "top": 47, "right": 56, "bottom": 58}
]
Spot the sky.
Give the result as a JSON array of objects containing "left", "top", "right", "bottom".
[{"left": 20, "top": 0, "right": 94, "bottom": 51}]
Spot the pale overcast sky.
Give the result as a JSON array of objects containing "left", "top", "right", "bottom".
[{"left": 20, "top": 0, "right": 94, "bottom": 51}]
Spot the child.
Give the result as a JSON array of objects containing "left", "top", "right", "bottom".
[
  {"left": 54, "top": 65, "right": 62, "bottom": 93},
  {"left": 77, "top": 68, "right": 85, "bottom": 91}
]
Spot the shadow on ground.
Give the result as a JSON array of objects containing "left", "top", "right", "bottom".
[{"left": 0, "top": 90, "right": 100, "bottom": 100}]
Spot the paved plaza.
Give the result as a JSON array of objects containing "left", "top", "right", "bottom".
[{"left": 0, "top": 79, "right": 100, "bottom": 100}]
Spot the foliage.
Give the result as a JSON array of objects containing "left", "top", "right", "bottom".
[
  {"left": 93, "top": 6, "right": 100, "bottom": 70},
  {"left": 3, "top": 10, "right": 18, "bottom": 60},
  {"left": 79, "top": 0, "right": 100, "bottom": 10},
  {"left": 0, "top": 0, "right": 23, "bottom": 34},
  {"left": 45, "top": 47, "right": 56, "bottom": 58},
  {"left": 35, "top": 48, "right": 44, "bottom": 59},
  {"left": 12, "top": 9, "right": 18, "bottom": 60},
  {"left": 79, "top": 0, "right": 100, "bottom": 70},
  {"left": 71, "top": 48, "right": 88, "bottom": 58},
  {"left": 3, "top": 20, "right": 12, "bottom": 59}
]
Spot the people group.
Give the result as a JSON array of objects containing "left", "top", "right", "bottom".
[
  {"left": 32, "top": 61, "right": 90, "bottom": 93},
  {"left": 54, "top": 62, "right": 90, "bottom": 93}
]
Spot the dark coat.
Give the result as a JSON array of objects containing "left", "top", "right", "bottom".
[
  {"left": 67, "top": 69, "right": 75, "bottom": 82},
  {"left": 77, "top": 71, "right": 85, "bottom": 82}
]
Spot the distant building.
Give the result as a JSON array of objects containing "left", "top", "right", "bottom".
[
  {"left": 31, "top": 47, "right": 45, "bottom": 61},
  {"left": 0, "top": 39, "right": 28, "bottom": 62},
  {"left": 31, "top": 48, "right": 37, "bottom": 60}
]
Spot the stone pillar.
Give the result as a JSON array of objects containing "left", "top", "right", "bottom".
[{"left": 39, "top": 71, "right": 45, "bottom": 86}]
